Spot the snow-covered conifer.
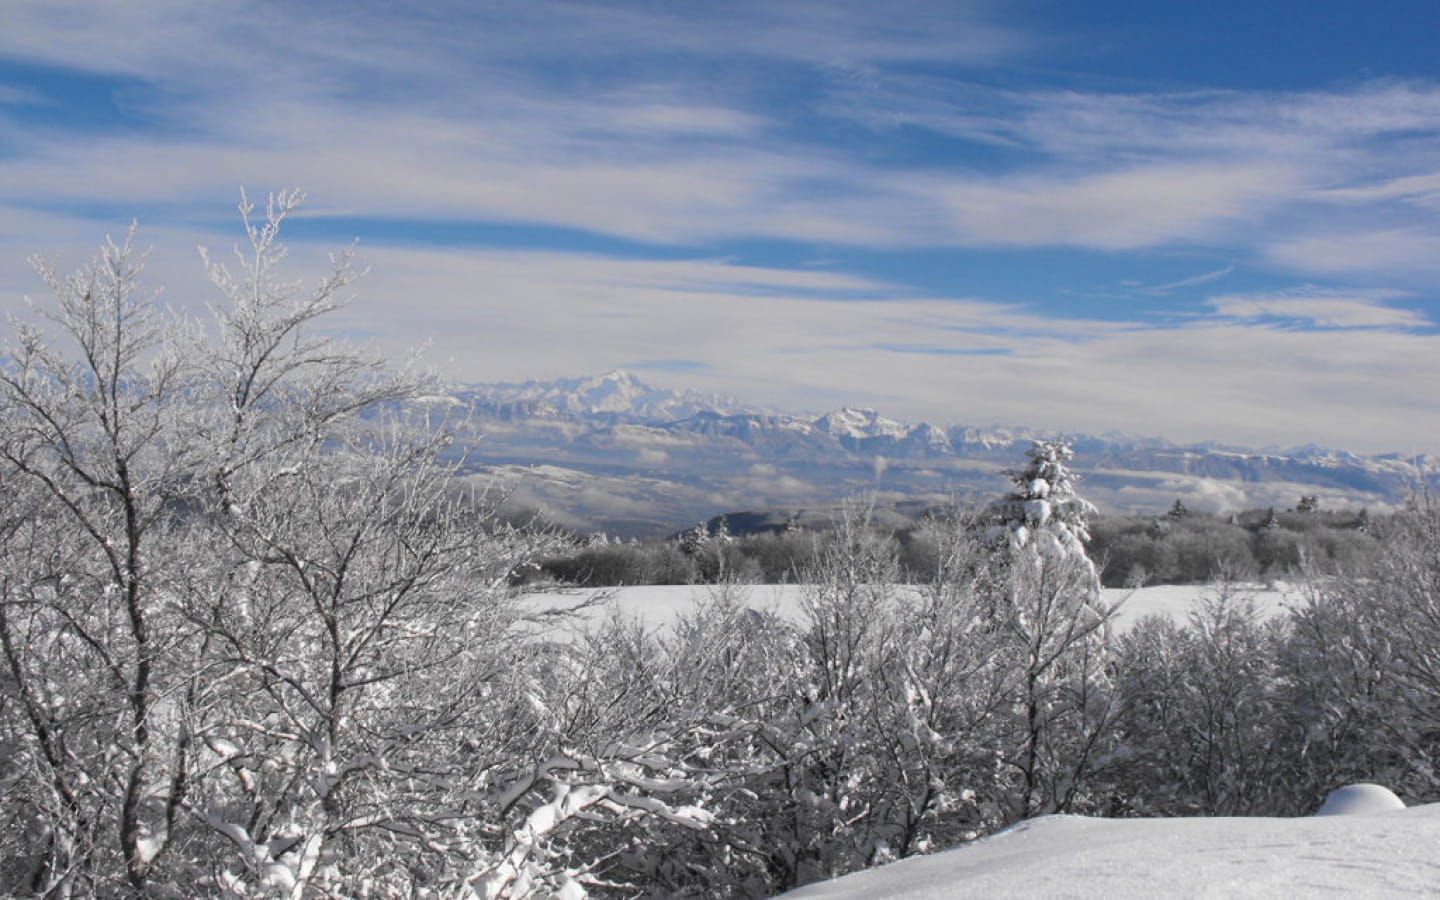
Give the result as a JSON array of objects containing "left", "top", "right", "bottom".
[
  {"left": 991, "top": 439, "right": 1100, "bottom": 596},
  {"left": 993, "top": 439, "right": 1098, "bottom": 544},
  {"left": 989, "top": 440, "right": 1114, "bottom": 819},
  {"left": 679, "top": 522, "right": 709, "bottom": 556}
]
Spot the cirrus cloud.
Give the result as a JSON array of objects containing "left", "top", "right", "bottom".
[{"left": 1208, "top": 288, "right": 1429, "bottom": 329}]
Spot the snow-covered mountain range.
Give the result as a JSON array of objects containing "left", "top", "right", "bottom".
[
  {"left": 442, "top": 371, "right": 1433, "bottom": 537},
  {"left": 458, "top": 370, "right": 741, "bottom": 423}
]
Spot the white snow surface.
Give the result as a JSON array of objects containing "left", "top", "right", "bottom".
[
  {"left": 780, "top": 803, "right": 1440, "bottom": 899},
  {"left": 525, "top": 583, "right": 1291, "bottom": 634},
  {"left": 1316, "top": 784, "right": 1406, "bottom": 817}
]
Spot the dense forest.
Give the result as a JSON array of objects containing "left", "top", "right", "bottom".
[{"left": 3, "top": 201, "right": 1438, "bottom": 898}]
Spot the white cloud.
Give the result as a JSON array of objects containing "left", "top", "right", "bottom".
[
  {"left": 1111, "top": 476, "right": 1255, "bottom": 515},
  {"left": 824, "top": 78, "right": 1440, "bottom": 262},
  {"left": 1316, "top": 172, "right": 1440, "bottom": 210},
  {"left": 311, "top": 244, "right": 1440, "bottom": 454},
  {"left": 1141, "top": 266, "right": 1235, "bottom": 295},
  {"left": 0, "top": 0, "right": 1023, "bottom": 87},
  {"left": 1208, "top": 288, "right": 1428, "bottom": 329},
  {"left": 830, "top": 79, "right": 1440, "bottom": 163},
  {"left": 927, "top": 164, "right": 1295, "bottom": 249},
  {"left": 1165, "top": 478, "right": 1253, "bottom": 515},
  {"left": 1267, "top": 228, "right": 1440, "bottom": 277},
  {"left": 606, "top": 102, "right": 767, "bottom": 138},
  {"left": 1, "top": 0, "right": 1434, "bottom": 263}
]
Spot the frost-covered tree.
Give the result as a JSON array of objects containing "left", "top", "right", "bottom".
[
  {"left": 1110, "top": 583, "right": 1293, "bottom": 816},
  {"left": 713, "top": 514, "right": 733, "bottom": 544},
  {"left": 642, "top": 504, "right": 1012, "bottom": 895},
  {"left": 1283, "top": 493, "right": 1440, "bottom": 806},
  {"left": 685, "top": 499, "right": 915, "bottom": 890},
  {"left": 878, "top": 512, "right": 1015, "bottom": 847},
  {"left": 989, "top": 440, "right": 1116, "bottom": 820},
  {"left": 0, "top": 222, "right": 247, "bottom": 893},
  {"left": 186, "top": 424, "right": 565, "bottom": 896},
  {"left": 0, "top": 194, "right": 682, "bottom": 897},
  {"left": 678, "top": 522, "right": 709, "bottom": 557},
  {"left": 593, "top": 587, "right": 811, "bottom": 896},
  {"left": 992, "top": 439, "right": 1098, "bottom": 566}
]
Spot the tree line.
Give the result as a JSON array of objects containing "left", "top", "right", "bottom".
[
  {"left": 534, "top": 502, "right": 1382, "bottom": 589},
  {"left": 3, "top": 199, "right": 1438, "bottom": 898}
]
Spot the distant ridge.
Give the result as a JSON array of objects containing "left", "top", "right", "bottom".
[
  {"left": 441, "top": 371, "right": 1434, "bottom": 537},
  {"left": 456, "top": 370, "right": 743, "bottom": 423}
]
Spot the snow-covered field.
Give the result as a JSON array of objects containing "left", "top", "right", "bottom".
[
  {"left": 1103, "top": 582, "right": 1291, "bottom": 631},
  {"left": 524, "top": 582, "right": 1293, "bottom": 635},
  {"left": 780, "top": 791, "right": 1440, "bottom": 898}
]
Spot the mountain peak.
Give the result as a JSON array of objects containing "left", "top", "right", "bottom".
[
  {"left": 815, "top": 407, "right": 908, "bottom": 440},
  {"left": 590, "top": 369, "right": 641, "bottom": 385},
  {"left": 463, "top": 370, "right": 744, "bottom": 423}
]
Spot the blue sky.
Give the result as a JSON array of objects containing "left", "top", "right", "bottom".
[{"left": 1, "top": 0, "right": 1438, "bottom": 453}]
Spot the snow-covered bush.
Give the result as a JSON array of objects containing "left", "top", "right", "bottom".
[
  {"left": 1108, "top": 583, "right": 1296, "bottom": 816},
  {"left": 1281, "top": 493, "right": 1440, "bottom": 806}
]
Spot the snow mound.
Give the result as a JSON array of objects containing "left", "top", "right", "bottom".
[
  {"left": 1315, "top": 783, "right": 1405, "bottom": 817},
  {"left": 781, "top": 802, "right": 1440, "bottom": 899}
]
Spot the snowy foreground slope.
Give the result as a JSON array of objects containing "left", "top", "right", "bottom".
[{"left": 781, "top": 801, "right": 1440, "bottom": 899}]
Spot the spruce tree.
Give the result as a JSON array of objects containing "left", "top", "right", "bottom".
[
  {"left": 992, "top": 439, "right": 1098, "bottom": 566},
  {"left": 990, "top": 439, "right": 1113, "bottom": 817}
]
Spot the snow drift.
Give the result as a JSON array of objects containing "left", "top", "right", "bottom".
[{"left": 783, "top": 792, "right": 1439, "bottom": 899}]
